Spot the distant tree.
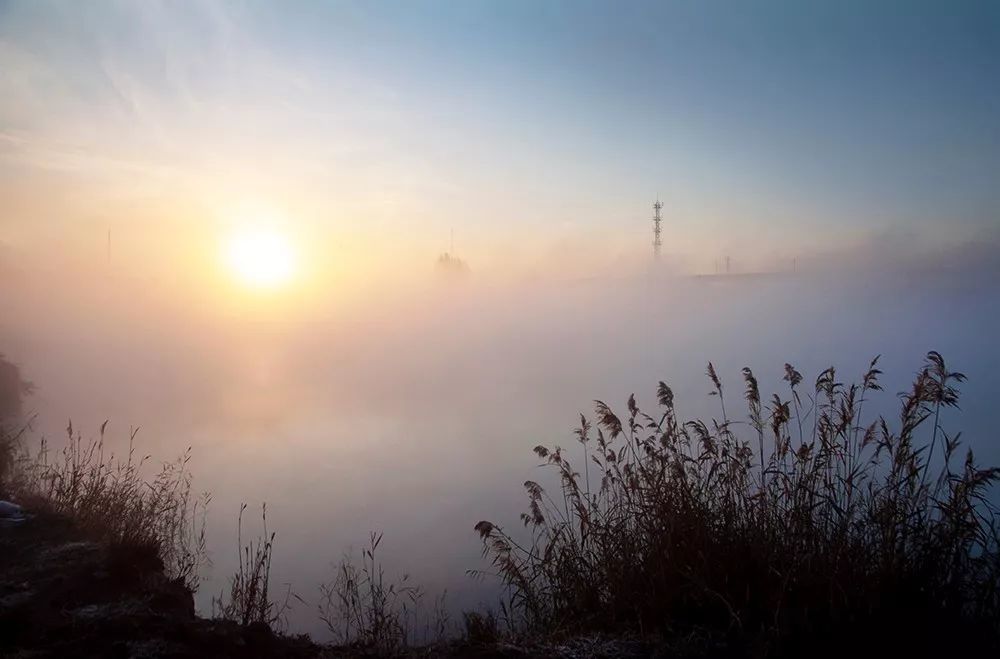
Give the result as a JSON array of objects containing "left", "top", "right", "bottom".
[
  {"left": 0, "top": 355, "right": 32, "bottom": 420},
  {"left": 435, "top": 252, "right": 470, "bottom": 280}
]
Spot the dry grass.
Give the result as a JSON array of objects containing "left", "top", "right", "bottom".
[
  {"left": 212, "top": 502, "right": 298, "bottom": 630},
  {"left": 461, "top": 610, "right": 500, "bottom": 645},
  {"left": 474, "top": 352, "right": 1000, "bottom": 655},
  {"left": 318, "top": 532, "right": 424, "bottom": 652},
  {"left": 1, "top": 420, "right": 210, "bottom": 591}
]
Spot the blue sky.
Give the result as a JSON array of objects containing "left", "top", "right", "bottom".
[{"left": 1, "top": 0, "right": 998, "bottom": 275}]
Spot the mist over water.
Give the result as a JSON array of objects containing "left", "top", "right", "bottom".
[{"left": 3, "top": 256, "right": 999, "bottom": 637}]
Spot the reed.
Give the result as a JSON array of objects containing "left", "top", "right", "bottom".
[{"left": 475, "top": 352, "right": 1000, "bottom": 654}]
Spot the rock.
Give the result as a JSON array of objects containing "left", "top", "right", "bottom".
[
  {"left": 0, "top": 500, "right": 30, "bottom": 526},
  {"left": 0, "top": 511, "right": 319, "bottom": 658},
  {"left": 0, "top": 500, "right": 23, "bottom": 516}
]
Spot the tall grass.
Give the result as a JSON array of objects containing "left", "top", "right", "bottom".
[
  {"left": 212, "top": 502, "right": 298, "bottom": 630},
  {"left": 2, "top": 420, "right": 210, "bottom": 591},
  {"left": 318, "top": 531, "right": 424, "bottom": 652},
  {"left": 475, "top": 352, "right": 1000, "bottom": 654}
]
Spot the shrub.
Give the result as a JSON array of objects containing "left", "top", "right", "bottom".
[
  {"left": 462, "top": 610, "right": 500, "bottom": 645},
  {"left": 0, "top": 423, "right": 25, "bottom": 497},
  {"left": 475, "top": 352, "right": 1000, "bottom": 655}
]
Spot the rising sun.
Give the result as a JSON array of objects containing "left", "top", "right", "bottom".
[{"left": 224, "top": 227, "right": 297, "bottom": 289}]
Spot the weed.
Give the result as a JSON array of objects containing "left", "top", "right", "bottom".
[
  {"left": 4, "top": 420, "right": 209, "bottom": 591},
  {"left": 318, "top": 531, "right": 423, "bottom": 651},
  {"left": 212, "top": 502, "right": 297, "bottom": 630}
]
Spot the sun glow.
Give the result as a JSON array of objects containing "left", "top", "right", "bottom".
[{"left": 224, "top": 227, "right": 297, "bottom": 289}]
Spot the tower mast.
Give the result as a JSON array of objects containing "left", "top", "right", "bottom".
[{"left": 652, "top": 198, "right": 663, "bottom": 261}]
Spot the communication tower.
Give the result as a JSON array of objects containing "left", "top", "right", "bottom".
[{"left": 652, "top": 198, "right": 663, "bottom": 261}]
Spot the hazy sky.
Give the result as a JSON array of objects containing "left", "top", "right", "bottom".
[{"left": 1, "top": 0, "right": 998, "bottom": 280}]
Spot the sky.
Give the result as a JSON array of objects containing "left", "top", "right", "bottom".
[{"left": 1, "top": 0, "right": 999, "bottom": 286}]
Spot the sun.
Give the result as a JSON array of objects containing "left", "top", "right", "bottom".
[{"left": 224, "top": 227, "right": 297, "bottom": 289}]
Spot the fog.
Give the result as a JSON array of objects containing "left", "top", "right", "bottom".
[{"left": 2, "top": 241, "right": 999, "bottom": 638}]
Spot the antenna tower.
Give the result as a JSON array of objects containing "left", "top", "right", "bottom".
[{"left": 652, "top": 198, "right": 663, "bottom": 261}]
